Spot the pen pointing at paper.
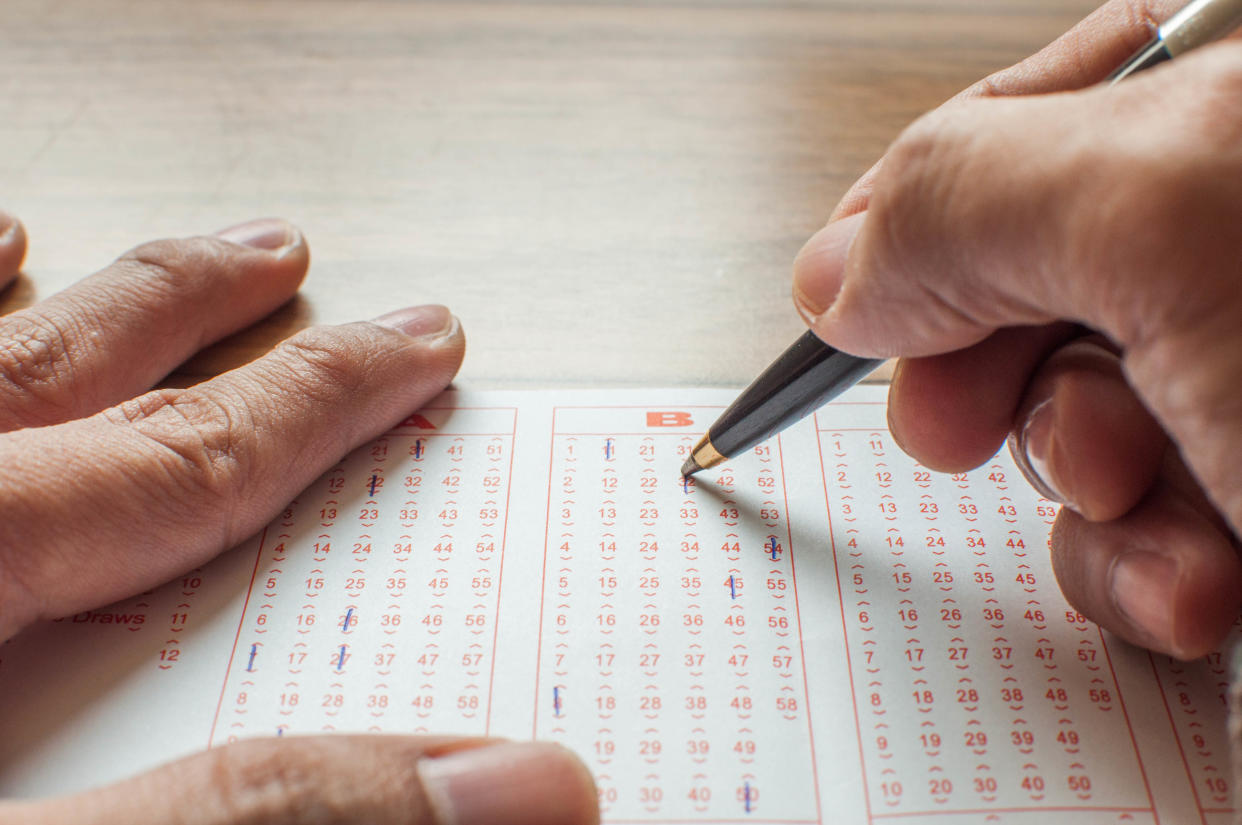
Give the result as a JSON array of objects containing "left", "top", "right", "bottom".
[{"left": 682, "top": 0, "right": 1242, "bottom": 481}]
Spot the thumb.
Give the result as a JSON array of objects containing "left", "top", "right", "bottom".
[{"left": 1, "top": 736, "right": 599, "bottom": 825}]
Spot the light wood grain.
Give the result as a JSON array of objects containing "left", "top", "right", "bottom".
[{"left": 0, "top": 0, "right": 1098, "bottom": 388}]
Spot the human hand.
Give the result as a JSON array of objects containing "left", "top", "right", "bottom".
[
  {"left": 792, "top": 3, "right": 1242, "bottom": 660},
  {"left": 0, "top": 735, "right": 598, "bottom": 825},
  {"left": 0, "top": 210, "right": 595, "bottom": 824},
  {"left": 0, "top": 212, "right": 468, "bottom": 640}
]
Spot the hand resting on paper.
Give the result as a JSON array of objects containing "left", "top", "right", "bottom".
[
  {"left": 0, "top": 213, "right": 597, "bottom": 825},
  {"left": 793, "top": 0, "right": 1242, "bottom": 662}
]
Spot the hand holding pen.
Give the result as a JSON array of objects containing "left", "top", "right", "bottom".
[{"left": 779, "top": 0, "right": 1242, "bottom": 663}]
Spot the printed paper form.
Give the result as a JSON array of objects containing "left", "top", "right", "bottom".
[{"left": 0, "top": 386, "right": 1237, "bottom": 824}]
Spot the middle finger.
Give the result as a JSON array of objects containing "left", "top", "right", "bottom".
[
  {"left": 0, "top": 218, "right": 307, "bottom": 431},
  {"left": 886, "top": 323, "right": 1080, "bottom": 472}
]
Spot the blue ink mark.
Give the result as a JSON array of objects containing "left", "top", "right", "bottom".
[
  {"left": 246, "top": 644, "right": 257, "bottom": 672},
  {"left": 277, "top": 727, "right": 283, "bottom": 737},
  {"left": 553, "top": 686, "right": 563, "bottom": 717},
  {"left": 604, "top": 439, "right": 614, "bottom": 460},
  {"left": 342, "top": 608, "right": 354, "bottom": 632},
  {"left": 767, "top": 537, "right": 780, "bottom": 561},
  {"left": 414, "top": 439, "right": 424, "bottom": 458},
  {"left": 337, "top": 644, "right": 347, "bottom": 671},
  {"left": 368, "top": 475, "right": 378, "bottom": 496},
  {"left": 682, "top": 476, "right": 690, "bottom": 494},
  {"left": 744, "top": 782, "right": 753, "bottom": 813},
  {"left": 730, "top": 575, "right": 737, "bottom": 600}
]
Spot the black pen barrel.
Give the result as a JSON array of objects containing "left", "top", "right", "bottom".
[{"left": 709, "top": 331, "right": 883, "bottom": 458}]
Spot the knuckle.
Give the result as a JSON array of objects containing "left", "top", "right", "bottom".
[
  {"left": 1121, "top": 0, "right": 1161, "bottom": 31},
  {"left": 1074, "top": 53, "right": 1242, "bottom": 341},
  {"left": 865, "top": 112, "right": 970, "bottom": 288},
  {"left": 1112, "top": 0, "right": 1161, "bottom": 42},
  {"left": 881, "top": 114, "right": 949, "bottom": 193},
  {"left": 972, "top": 69, "right": 1012, "bottom": 100},
  {"left": 118, "top": 236, "right": 231, "bottom": 294},
  {"left": 0, "top": 310, "right": 79, "bottom": 410},
  {"left": 197, "top": 737, "right": 429, "bottom": 824},
  {"left": 1128, "top": 330, "right": 1242, "bottom": 519},
  {"left": 874, "top": 109, "right": 973, "bottom": 241},
  {"left": 268, "top": 326, "right": 375, "bottom": 403},
  {"left": 202, "top": 740, "right": 336, "bottom": 822},
  {"left": 107, "top": 387, "right": 255, "bottom": 506}
]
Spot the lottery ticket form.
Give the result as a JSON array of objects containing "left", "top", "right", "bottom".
[{"left": 1, "top": 387, "right": 1238, "bottom": 824}]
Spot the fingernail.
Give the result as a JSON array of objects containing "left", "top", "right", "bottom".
[
  {"left": 214, "top": 217, "right": 299, "bottom": 252},
  {"left": 0, "top": 211, "right": 25, "bottom": 249},
  {"left": 1110, "top": 550, "right": 1180, "bottom": 653},
  {"left": 0, "top": 212, "right": 27, "bottom": 273},
  {"left": 418, "top": 741, "right": 598, "bottom": 825},
  {"left": 373, "top": 304, "right": 457, "bottom": 341},
  {"left": 1009, "top": 398, "right": 1069, "bottom": 505},
  {"left": 792, "top": 211, "right": 866, "bottom": 323}
]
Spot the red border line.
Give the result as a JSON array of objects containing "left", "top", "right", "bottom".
[
  {"left": 777, "top": 432, "right": 826, "bottom": 825},
  {"left": 810, "top": 427, "right": 895, "bottom": 433},
  {"left": 205, "top": 525, "right": 268, "bottom": 747},
  {"left": 1097, "top": 626, "right": 1161, "bottom": 823},
  {"left": 530, "top": 405, "right": 559, "bottom": 739},
  {"left": 814, "top": 417, "right": 1162, "bottom": 822},
  {"left": 1148, "top": 650, "right": 1210, "bottom": 824},
  {"left": 870, "top": 805, "right": 1157, "bottom": 819},
  {"left": 483, "top": 408, "right": 520, "bottom": 736},
  {"left": 812, "top": 415, "right": 873, "bottom": 824}
]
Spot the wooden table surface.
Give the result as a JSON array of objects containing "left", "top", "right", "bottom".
[{"left": 1, "top": 0, "right": 1097, "bottom": 389}]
